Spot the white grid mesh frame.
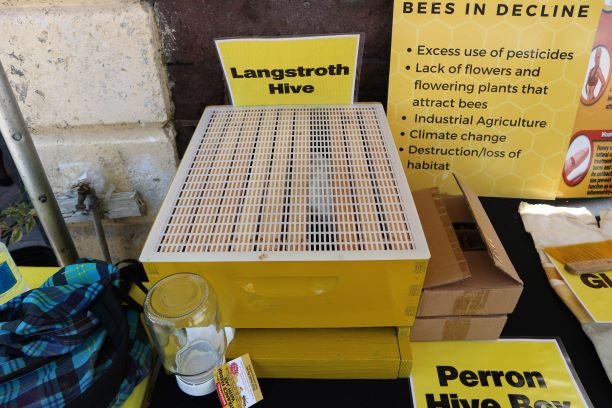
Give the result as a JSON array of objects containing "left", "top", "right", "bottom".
[{"left": 141, "top": 104, "right": 429, "bottom": 262}]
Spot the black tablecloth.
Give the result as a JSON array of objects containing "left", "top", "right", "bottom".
[{"left": 150, "top": 198, "right": 612, "bottom": 407}]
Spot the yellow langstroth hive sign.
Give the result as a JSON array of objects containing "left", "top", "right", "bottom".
[
  {"left": 216, "top": 35, "right": 360, "bottom": 106},
  {"left": 388, "top": 0, "right": 601, "bottom": 198}
]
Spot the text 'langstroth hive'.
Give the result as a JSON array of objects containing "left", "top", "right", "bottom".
[{"left": 141, "top": 103, "right": 429, "bottom": 328}]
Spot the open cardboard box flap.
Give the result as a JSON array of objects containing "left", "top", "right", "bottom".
[
  {"left": 454, "top": 175, "right": 522, "bottom": 285},
  {"left": 413, "top": 175, "right": 523, "bottom": 317},
  {"left": 412, "top": 188, "right": 470, "bottom": 288}
]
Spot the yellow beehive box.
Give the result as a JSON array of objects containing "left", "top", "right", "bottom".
[{"left": 140, "top": 104, "right": 429, "bottom": 328}]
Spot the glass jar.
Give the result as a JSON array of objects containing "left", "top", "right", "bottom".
[{"left": 144, "top": 273, "right": 227, "bottom": 395}]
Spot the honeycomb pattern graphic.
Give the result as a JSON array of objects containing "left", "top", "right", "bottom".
[{"left": 387, "top": 0, "right": 602, "bottom": 198}]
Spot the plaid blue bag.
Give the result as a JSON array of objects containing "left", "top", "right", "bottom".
[{"left": 0, "top": 259, "right": 152, "bottom": 408}]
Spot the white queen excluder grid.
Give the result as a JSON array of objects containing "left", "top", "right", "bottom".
[{"left": 141, "top": 104, "right": 428, "bottom": 262}]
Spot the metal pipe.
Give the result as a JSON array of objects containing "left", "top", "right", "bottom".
[
  {"left": 74, "top": 181, "right": 111, "bottom": 263},
  {"left": 0, "top": 60, "right": 78, "bottom": 265},
  {"left": 87, "top": 191, "right": 112, "bottom": 263}
]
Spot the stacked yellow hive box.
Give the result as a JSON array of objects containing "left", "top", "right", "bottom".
[{"left": 140, "top": 103, "right": 429, "bottom": 378}]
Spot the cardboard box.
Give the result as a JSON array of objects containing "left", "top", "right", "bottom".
[
  {"left": 411, "top": 177, "right": 523, "bottom": 340},
  {"left": 410, "top": 315, "right": 507, "bottom": 342}
]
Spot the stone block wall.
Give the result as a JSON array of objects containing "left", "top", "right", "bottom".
[
  {"left": 0, "top": 0, "right": 177, "bottom": 261},
  {"left": 1, "top": 0, "right": 393, "bottom": 260}
]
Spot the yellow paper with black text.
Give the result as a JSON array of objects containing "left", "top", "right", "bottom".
[
  {"left": 388, "top": 0, "right": 601, "bottom": 198},
  {"left": 411, "top": 339, "right": 589, "bottom": 408},
  {"left": 216, "top": 35, "right": 360, "bottom": 106},
  {"left": 548, "top": 254, "right": 612, "bottom": 323}
]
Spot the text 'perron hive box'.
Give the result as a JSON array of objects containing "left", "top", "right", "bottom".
[{"left": 140, "top": 104, "right": 429, "bottom": 328}]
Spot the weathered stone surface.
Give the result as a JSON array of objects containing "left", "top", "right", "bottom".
[
  {"left": 0, "top": 1, "right": 178, "bottom": 261},
  {"left": 69, "top": 220, "right": 152, "bottom": 262},
  {"left": 1, "top": 0, "right": 395, "bottom": 260},
  {"left": 359, "top": 60, "right": 390, "bottom": 106},
  {"left": 0, "top": 0, "right": 172, "bottom": 127},
  {"left": 155, "top": 0, "right": 393, "bottom": 155},
  {"left": 174, "top": 119, "right": 199, "bottom": 157},
  {"left": 155, "top": 0, "right": 392, "bottom": 64},
  {"left": 32, "top": 127, "right": 176, "bottom": 215},
  {"left": 168, "top": 62, "right": 226, "bottom": 120},
  {"left": 57, "top": 191, "right": 145, "bottom": 224}
]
